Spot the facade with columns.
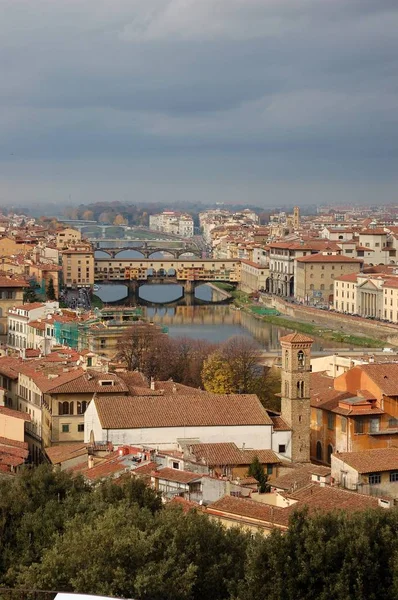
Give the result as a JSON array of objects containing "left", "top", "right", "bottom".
[{"left": 333, "top": 271, "right": 398, "bottom": 319}]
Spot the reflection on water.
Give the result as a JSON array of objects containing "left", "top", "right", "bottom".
[{"left": 94, "top": 283, "right": 346, "bottom": 350}]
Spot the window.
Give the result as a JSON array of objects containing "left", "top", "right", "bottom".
[
  {"left": 267, "top": 465, "right": 273, "bottom": 475},
  {"left": 327, "top": 413, "right": 335, "bottom": 430},
  {"left": 172, "top": 461, "right": 180, "bottom": 470},
  {"left": 341, "top": 416, "right": 347, "bottom": 433},
  {"left": 327, "top": 444, "right": 333, "bottom": 464},
  {"left": 369, "top": 418, "right": 380, "bottom": 433},
  {"left": 62, "top": 424, "right": 70, "bottom": 433},
  {"left": 297, "top": 380, "right": 304, "bottom": 398},
  {"left": 390, "top": 472, "right": 398, "bottom": 482},
  {"left": 368, "top": 473, "right": 381, "bottom": 485},
  {"left": 78, "top": 423, "right": 84, "bottom": 432},
  {"left": 316, "top": 441, "right": 322, "bottom": 461},
  {"left": 77, "top": 401, "right": 87, "bottom": 415},
  {"left": 354, "top": 419, "right": 364, "bottom": 434},
  {"left": 278, "top": 444, "right": 286, "bottom": 453},
  {"left": 316, "top": 409, "right": 322, "bottom": 426},
  {"left": 389, "top": 418, "right": 398, "bottom": 428},
  {"left": 297, "top": 350, "right": 305, "bottom": 368}
]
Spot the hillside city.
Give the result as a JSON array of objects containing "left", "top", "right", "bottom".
[{"left": 0, "top": 204, "right": 396, "bottom": 598}]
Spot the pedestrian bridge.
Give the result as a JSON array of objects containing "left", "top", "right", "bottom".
[
  {"left": 94, "top": 258, "right": 240, "bottom": 284},
  {"left": 94, "top": 242, "right": 202, "bottom": 259}
]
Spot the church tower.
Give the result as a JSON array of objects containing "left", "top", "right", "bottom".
[
  {"left": 293, "top": 206, "right": 300, "bottom": 229},
  {"left": 280, "top": 333, "right": 313, "bottom": 463}
]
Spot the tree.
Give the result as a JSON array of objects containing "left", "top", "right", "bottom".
[
  {"left": 46, "top": 278, "right": 56, "bottom": 301},
  {"left": 248, "top": 455, "right": 270, "bottom": 493},
  {"left": 82, "top": 210, "right": 94, "bottom": 220},
  {"left": 113, "top": 214, "right": 127, "bottom": 226},
  {"left": 201, "top": 352, "right": 235, "bottom": 394},
  {"left": 23, "top": 284, "right": 38, "bottom": 303},
  {"left": 221, "top": 336, "right": 261, "bottom": 393},
  {"left": 117, "top": 323, "right": 169, "bottom": 379}
]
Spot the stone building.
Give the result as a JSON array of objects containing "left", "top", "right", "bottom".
[
  {"left": 294, "top": 253, "right": 363, "bottom": 306},
  {"left": 280, "top": 332, "right": 313, "bottom": 463}
]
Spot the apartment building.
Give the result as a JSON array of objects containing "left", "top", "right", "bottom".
[
  {"left": 294, "top": 254, "right": 363, "bottom": 305},
  {"left": 268, "top": 240, "right": 340, "bottom": 297},
  {"left": 0, "top": 277, "right": 27, "bottom": 336},
  {"left": 62, "top": 246, "right": 94, "bottom": 288},
  {"left": 358, "top": 229, "right": 389, "bottom": 265},
  {"left": 310, "top": 363, "right": 398, "bottom": 464},
  {"left": 56, "top": 227, "right": 82, "bottom": 249},
  {"left": 149, "top": 211, "right": 194, "bottom": 237},
  {"left": 7, "top": 302, "right": 59, "bottom": 351}
]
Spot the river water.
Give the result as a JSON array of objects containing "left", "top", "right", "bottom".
[{"left": 94, "top": 278, "right": 344, "bottom": 351}]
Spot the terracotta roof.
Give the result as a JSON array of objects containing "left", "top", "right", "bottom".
[
  {"left": 382, "top": 279, "right": 398, "bottom": 289},
  {"left": 334, "top": 273, "right": 360, "bottom": 282},
  {"left": 25, "top": 348, "right": 41, "bottom": 358},
  {"left": 94, "top": 393, "right": 272, "bottom": 429},
  {"left": 189, "top": 443, "right": 280, "bottom": 466},
  {"left": 271, "top": 464, "right": 331, "bottom": 492},
  {"left": 360, "top": 229, "right": 387, "bottom": 235},
  {"left": 153, "top": 467, "right": 202, "bottom": 485},
  {"left": 117, "top": 371, "right": 149, "bottom": 391},
  {"left": 206, "top": 495, "right": 290, "bottom": 529},
  {"left": 286, "top": 483, "right": 379, "bottom": 511},
  {"left": 47, "top": 370, "right": 129, "bottom": 395},
  {"left": 169, "top": 496, "right": 199, "bottom": 512},
  {"left": 83, "top": 456, "right": 125, "bottom": 481},
  {"left": 45, "top": 442, "right": 88, "bottom": 465},
  {"left": 0, "top": 357, "right": 22, "bottom": 379},
  {"left": 0, "top": 436, "right": 28, "bottom": 449},
  {"left": 271, "top": 416, "right": 291, "bottom": 431},
  {"left": 0, "top": 277, "right": 28, "bottom": 288},
  {"left": 0, "top": 406, "right": 31, "bottom": 421},
  {"left": 241, "top": 260, "right": 267, "bottom": 269},
  {"left": 10, "top": 302, "right": 45, "bottom": 311},
  {"left": 132, "top": 461, "right": 159, "bottom": 476},
  {"left": 296, "top": 254, "right": 363, "bottom": 263},
  {"left": 280, "top": 333, "right": 314, "bottom": 344},
  {"left": 334, "top": 448, "right": 398, "bottom": 474},
  {"left": 360, "top": 363, "right": 398, "bottom": 396}
]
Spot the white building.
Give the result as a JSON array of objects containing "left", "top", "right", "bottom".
[
  {"left": 85, "top": 393, "right": 291, "bottom": 459},
  {"left": 7, "top": 302, "right": 59, "bottom": 352},
  {"left": 149, "top": 211, "right": 194, "bottom": 237}
]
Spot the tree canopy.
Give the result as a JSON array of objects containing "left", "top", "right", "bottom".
[{"left": 0, "top": 466, "right": 397, "bottom": 600}]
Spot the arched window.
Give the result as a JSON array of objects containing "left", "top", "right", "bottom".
[
  {"left": 285, "top": 350, "right": 289, "bottom": 370},
  {"left": 297, "top": 380, "right": 304, "bottom": 398},
  {"left": 327, "top": 444, "right": 333, "bottom": 464},
  {"left": 316, "top": 441, "right": 323, "bottom": 461},
  {"left": 77, "top": 401, "right": 87, "bottom": 415},
  {"left": 297, "top": 350, "right": 305, "bottom": 368},
  {"left": 320, "top": 284, "right": 325, "bottom": 291},
  {"left": 61, "top": 401, "right": 69, "bottom": 415},
  {"left": 310, "top": 284, "right": 314, "bottom": 290},
  {"left": 69, "top": 402, "right": 74, "bottom": 415}
]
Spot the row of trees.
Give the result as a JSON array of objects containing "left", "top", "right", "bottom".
[
  {"left": 118, "top": 325, "right": 281, "bottom": 410},
  {"left": 1, "top": 466, "right": 397, "bottom": 600}
]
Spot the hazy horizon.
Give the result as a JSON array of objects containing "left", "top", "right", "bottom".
[{"left": 1, "top": 0, "right": 397, "bottom": 207}]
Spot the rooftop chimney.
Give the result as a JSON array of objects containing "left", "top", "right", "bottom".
[
  {"left": 88, "top": 455, "right": 94, "bottom": 469},
  {"left": 150, "top": 377, "right": 155, "bottom": 391}
]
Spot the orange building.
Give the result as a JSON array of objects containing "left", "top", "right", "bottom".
[{"left": 310, "top": 364, "right": 398, "bottom": 464}]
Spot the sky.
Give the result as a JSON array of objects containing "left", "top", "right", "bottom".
[{"left": 0, "top": 0, "right": 397, "bottom": 208}]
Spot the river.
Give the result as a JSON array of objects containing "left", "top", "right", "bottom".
[{"left": 94, "top": 279, "right": 345, "bottom": 352}]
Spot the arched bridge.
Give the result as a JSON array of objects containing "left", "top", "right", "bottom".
[
  {"left": 95, "top": 242, "right": 202, "bottom": 259},
  {"left": 94, "top": 258, "right": 240, "bottom": 300}
]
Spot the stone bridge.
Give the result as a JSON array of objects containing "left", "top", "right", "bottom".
[
  {"left": 94, "top": 258, "right": 240, "bottom": 302},
  {"left": 94, "top": 242, "right": 202, "bottom": 259}
]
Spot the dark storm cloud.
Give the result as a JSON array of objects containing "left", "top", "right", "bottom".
[{"left": 0, "top": 0, "right": 397, "bottom": 205}]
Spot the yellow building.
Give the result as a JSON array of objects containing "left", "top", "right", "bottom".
[
  {"left": 56, "top": 228, "right": 82, "bottom": 249},
  {"left": 62, "top": 246, "right": 94, "bottom": 288},
  {"left": 295, "top": 254, "right": 363, "bottom": 306},
  {"left": 0, "top": 276, "right": 27, "bottom": 336}
]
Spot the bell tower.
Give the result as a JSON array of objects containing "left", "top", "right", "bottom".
[
  {"left": 280, "top": 333, "right": 313, "bottom": 463},
  {"left": 293, "top": 206, "right": 300, "bottom": 229}
]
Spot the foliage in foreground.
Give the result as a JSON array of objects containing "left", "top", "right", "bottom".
[{"left": 1, "top": 466, "right": 398, "bottom": 600}]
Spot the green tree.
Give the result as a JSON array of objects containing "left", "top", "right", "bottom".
[
  {"left": 248, "top": 455, "right": 270, "bottom": 493},
  {"left": 23, "top": 284, "right": 38, "bottom": 303},
  {"left": 46, "top": 278, "right": 56, "bottom": 300},
  {"left": 201, "top": 351, "right": 235, "bottom": 394}
]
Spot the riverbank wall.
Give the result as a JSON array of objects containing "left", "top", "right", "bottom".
[
  {"left": 207, "top": 283, "right": 232, "bottom": 300},
  {"left": 263, "top": 296, "right": 398, "bottom": 345}
]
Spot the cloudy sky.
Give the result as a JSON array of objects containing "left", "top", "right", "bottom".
[{"left": 1, "top": 0, "right": 397, "bottom": 208}]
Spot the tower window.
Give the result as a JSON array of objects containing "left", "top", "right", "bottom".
[
  {"left": 285, "top": 350, "right": 289, "bottom": 369},
  {"left": 297, "top": 350, "right": 305, "bottom": 368},
  {"left": 297, "top": 381, "right": 304, "bottom": 398}
]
